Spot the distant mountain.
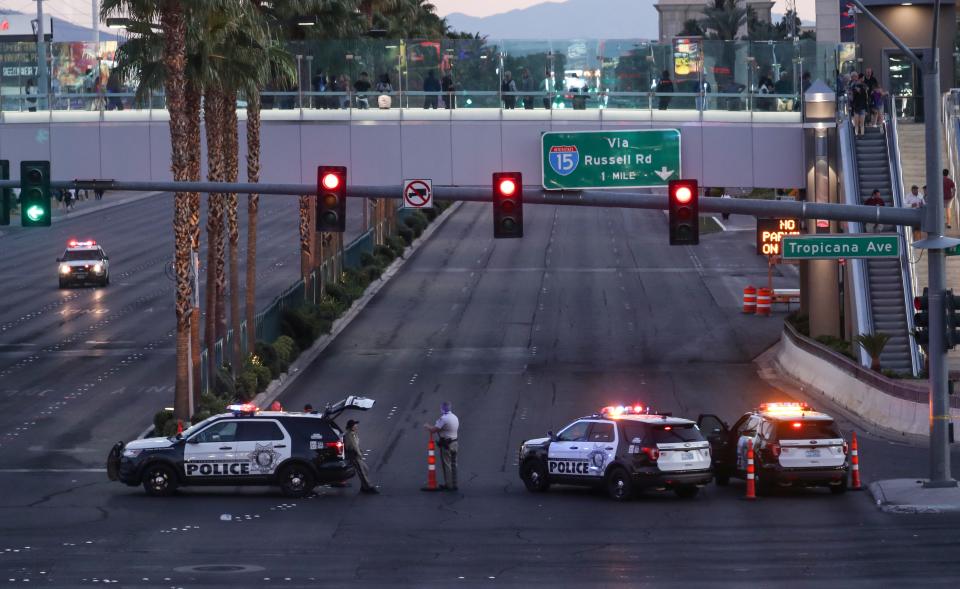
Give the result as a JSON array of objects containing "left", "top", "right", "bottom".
[{"left": 446, "top": 0, "right": 658, "bottom": 40}]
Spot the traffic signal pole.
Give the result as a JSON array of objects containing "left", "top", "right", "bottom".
[{"left": 849, "top": 0, "right": 957, "bottom": 487}]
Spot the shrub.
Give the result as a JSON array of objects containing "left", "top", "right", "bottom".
[
  {"left": 375, "top": 244, "right": 396, "bottom": 264},
  {"left": 213, "top": 366, "right": 235, "bottom": 398},
  {"left": 398, "top": 226, "right": 414, "bottom": 245},
  {"left": 154, "top": 408, "right": 174, "bottom": 436},
  {"left": 815, "top": 335, "right": 854, "bottom": 360},
  {"left": 422, "top": 207, "right": 438, "bottom": 221},
  {"left": 253, "top": 364, "right": 273, "bottom": 392},
  {"left": 272, "top": 335, "right": 295, "bottom": 365},
  {"left": 341, "top": 268, "right": 368, "bottom": 291},
  {"left": 281, "top": 307, "right": 320, "bottom": 350},
  {"left": 363, "top": 264, "right": 382, "bottom": 282},
  {"left": 254, "top": 342, "right": 281, "bottom": 378},
  {"left": 387, "top": 236, "right": 406, "bottom": 257},
  {"left": 360, "top": 251, "right": 382, "bottom": 269},
  {"left": 161, "top": 419, "right": 180, "bottom": 437},
  {"left": 236, "top": 369, "right": 259, "bottom": 401},
  {"left": 786, "top": 311, "right": 810, "bottom": 336},
  {"left": 404, "top": 214, "right": 426, "bottom": 237},
  {"left": 325, "top": 283, "right": 354, "bottom": 308},
  {"left": 314, "top": 300, "right": 342, "bottom": 322}
]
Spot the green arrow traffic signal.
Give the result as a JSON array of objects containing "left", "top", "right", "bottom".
[{"left": 19, "top": 161, "right": 51, "bottom": 227}]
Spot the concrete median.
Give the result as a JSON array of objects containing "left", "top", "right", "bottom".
[{"left": 769, "top": 322, "right": 960, "bottom": 439}]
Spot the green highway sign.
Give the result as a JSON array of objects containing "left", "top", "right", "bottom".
[
  {"left": 541, "top": 129, "right": 681, "bottom": 190},
  {"left": 781, "top": 234, "right": 900, "bottom": 259}
]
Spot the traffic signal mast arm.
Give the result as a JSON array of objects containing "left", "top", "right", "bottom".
[{"left": 0, "top": 178, "right": 924, "bottom": 228}]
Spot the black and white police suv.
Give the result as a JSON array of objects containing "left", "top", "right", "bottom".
[
  {"left": 57, "top": 239, "right": 110, "bottom": 287},
  {"left": 518, "top": 404, "right": 713, "bottom": 501},
  {"left": 106, "top": 396, "right": 374, "bottom": 497},
  {"left": 697, "top": 402, "right": 850, "bottom": 495}
]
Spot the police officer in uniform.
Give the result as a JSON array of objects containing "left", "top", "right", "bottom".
[
  {"left": 344, "top": 419, "right": 379, "bottom": 494},
  {"left": 424, "top": 402, "right": 459, "bottom": 491}
]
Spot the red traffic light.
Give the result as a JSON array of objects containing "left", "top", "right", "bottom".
[
  {"left": 498, "top": 178, "right": 517, "bottom": 197},
  {"left": 673, "top": 185, "right": 693, "bottom": 204},
  {"left": 321, "top": 172, "right": 341, "bottom": 191}
]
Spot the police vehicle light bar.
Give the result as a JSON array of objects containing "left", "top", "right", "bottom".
[
  {"left": 68, "top": 240, "right": 96, "bottom": 248},
  {"left": 227, "top": 403, "right": 259, "bottom": 415},
  {"left": 759, "top": 402, "right": 811, "bottom": 414},
  {"left": 600, "top": 404, "right": 648, "bottom": 417}
]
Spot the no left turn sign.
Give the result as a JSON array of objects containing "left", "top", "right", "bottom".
[{"left": 403, "top": 179, "right": 433, "bottom": 209}]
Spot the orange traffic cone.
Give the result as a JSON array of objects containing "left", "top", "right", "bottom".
[
  {"left": 850, "top": 431, "right": 862, "bottom": 491},
  {"left": 743, "top": 286, "right": 757, "bottom": 314},
  {"left": 420, "top": 436, "right": 439, "bottom": 492},
  {"left": 176, "top": 420, "right": 183, "bottom": 435},
  {"left": 744, "top": 439, "right": 757, "bottom": 500}
]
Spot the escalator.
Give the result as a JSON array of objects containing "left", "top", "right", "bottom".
[{"left": 840, "top": 115, "right": 920, "bottom": 375}]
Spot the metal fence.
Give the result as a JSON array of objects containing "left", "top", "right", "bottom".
[{"left": 197, "top": 226, "right": 378, "bottom": 394}]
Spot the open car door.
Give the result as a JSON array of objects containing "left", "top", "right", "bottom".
[{"left": 322, "top": 396, "right": 376, "bottom": 419}]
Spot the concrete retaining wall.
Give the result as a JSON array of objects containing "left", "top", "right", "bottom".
[{"left": 773, "top": 323, "right": 960, "bottom": 437}]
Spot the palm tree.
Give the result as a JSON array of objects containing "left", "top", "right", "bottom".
[
  {"left": 103, "top": 0, "right": 192, "bottom": 422},
  {"left": 856, "top": 332, "right": 891, "bottom": 372},
  {"left": 700, "top": 0, "right": 747, "bottom": 41}
]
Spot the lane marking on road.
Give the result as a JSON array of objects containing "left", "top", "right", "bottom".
[{"left": 0, "top": 468, "right": 106, "bottom": 473}]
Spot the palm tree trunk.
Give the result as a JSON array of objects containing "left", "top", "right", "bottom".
[
  {"left": 204, "top": 88, "right": 225, "bottom": 386},
  {"left": 186, "top": 81, "right": 202, "bottom": 401},
  {"left": 299, "top": 195, "right": 312, "bottom": 299},
  {"left": 245, "top": 92, "right": 261, "bottom": 356},
  {"left": 223, "top": 90, "right": 241, "bottom": 374},
  {"left": 160, "top": 3, "right": 192, "bottom": 423}
]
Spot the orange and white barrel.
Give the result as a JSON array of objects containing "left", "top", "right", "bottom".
[
  {"left": 743, "top": 286, "right": 757, "bottom": 314},
  {"left": 755, "top": 288, "right": 772, "bottom": 316}
]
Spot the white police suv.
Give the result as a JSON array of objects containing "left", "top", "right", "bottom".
[
  {"left": 107, "top": 396, "right": 374, "bottom": 497},
  {"left": 518, "top": 405, "right": 713, "bottom": 501},
  {"left": 697, "top": 402, "right": 850, "bottom": 495},
  {"left": 57, "top": 240, "right": 109, "bottom": 287}
]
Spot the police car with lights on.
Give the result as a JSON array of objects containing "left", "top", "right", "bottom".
[
  {"left": 57, "top": 240, "right": 110, "bottom": 288},
  {"left": 697, "top": 402, "right": 850, "bottom": 494},
  {"left": 106, "top": 396, "right": 374, "bottom": 497},
  {"left": 518, "top": 404, "right": 713, "bottom": 501}
]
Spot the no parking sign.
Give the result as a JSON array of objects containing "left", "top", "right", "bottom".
[{"left": 402, "top": 179, "right": 433, "bottom": 209}]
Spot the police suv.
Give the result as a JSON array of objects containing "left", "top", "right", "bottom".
[
  {"left": 518, "top": 405, "right": 713, "bottom": 501},
  {"left": 57, "top": 240, "right": 110, "bottom": 288},
  {"left": 106, "top": 396, "right": 374, "bottom": 497},
  {"left": 697, "top": 402, "right": 850, "bottom": 494}
]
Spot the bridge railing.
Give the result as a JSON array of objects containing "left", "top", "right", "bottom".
[{"left": 2, "top": 38, "right": 841, "bottom": 114}]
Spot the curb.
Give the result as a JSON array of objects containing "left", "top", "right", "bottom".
[
  {"left": 251, "top": 201, "right": 464, "bottom": 410},
  {"left": 868, "top": 481, "right": 960, "bottom": 514}
]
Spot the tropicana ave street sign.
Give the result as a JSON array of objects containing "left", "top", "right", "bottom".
[
  {"left": 541, "top": 129, "right": 681, "bottom": 190},
  {"left": 781, "top": 234, "right": 900, "bottom": 259}
]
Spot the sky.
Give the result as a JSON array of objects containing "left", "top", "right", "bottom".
[
  {"left": 432, "top": 0, "right": 817, "bottom": 22},
  {"left": 1, "top": 0, "right": 818, "bottom": 31}
]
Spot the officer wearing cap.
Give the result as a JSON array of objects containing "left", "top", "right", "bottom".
[
  {"left": 344, "top": 419, "right": 379, "bottom": 494},
  {"left": 424, "top": 402, "right": 459, "bottom": 491}
]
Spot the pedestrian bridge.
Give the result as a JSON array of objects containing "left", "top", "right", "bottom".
[{"left": 0, "top": 106, "right": 806, "bottom": 190}]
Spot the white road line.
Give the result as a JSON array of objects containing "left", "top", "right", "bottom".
[{"left": 0, "top": 468, "right": 107, "bottom": 473}]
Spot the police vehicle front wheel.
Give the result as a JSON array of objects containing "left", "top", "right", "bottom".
[
  {"left": 605, "top": 467, "right": 633, "bottom": 501},
  {"left": 278, "top": 464, "right": 315, "bottom": 498},
  {"left": 520, "top": 459, "right": 550, "bottom": 493},
  {"left": 141, "top": 463, "right": 178, "bottom": 496}
]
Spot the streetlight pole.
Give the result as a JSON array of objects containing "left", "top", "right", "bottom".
[
  {"left": 35, "top": 0, "right": 48, "bottom": 110},
  {"left": 850, "top": 0, "right": 958, "bottom": 487}
]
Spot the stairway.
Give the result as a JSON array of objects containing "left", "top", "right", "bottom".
[{"left": 854, "top": 127, "right": 913, "bottom": 374}]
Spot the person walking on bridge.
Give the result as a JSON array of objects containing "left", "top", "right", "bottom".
[{"left": 424, "top": 402, "right": 459, "bottom": 491}]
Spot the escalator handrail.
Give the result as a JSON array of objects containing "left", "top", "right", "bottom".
[
  {"left": 886, "top": 97, "right": 922, "bottom": 376},
  {"left": 839, "top": 114, "right": 875, "bottom": 368}
]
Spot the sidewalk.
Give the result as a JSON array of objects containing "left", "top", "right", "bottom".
[
  {"left": 1, "top": 190, "right": 161, "bottom": 235},
  {"left": 869, "top": 478, "right": 960, "bottom": 514},
  {"left": 712, "top": 213, "right": 755, "bottom": 232}
]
